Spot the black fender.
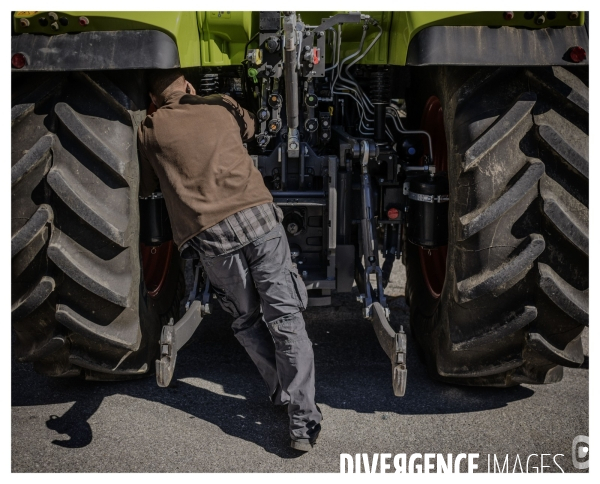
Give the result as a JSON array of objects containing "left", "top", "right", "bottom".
[
  {"left": 11, "top": 30, "right": 180, "bottom": 71},
  {"left": 407, "top": 24, "right": 589, "bottom": 66}
]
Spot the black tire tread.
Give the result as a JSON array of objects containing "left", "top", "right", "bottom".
[
  {"left": 56, "top": 303, "right": 141, "bottom": 351},
  {"left": 11, "top": 275, "right": 55, "bottom": 320},
  {"left": 526, "top": 332, "right": 584, "bottom": 367},
  {"left": 538, "top": 263, "right": 588, "bottom": 326},
  {"left": 540, "top": 175, "right": 588, "bottom": 255},
  {"left": 47, "top": 228, "right": 132, "bottom": 308},
  {"left": 456, "top": 234, "right": 545, "bottom": 303},
  {"left": 47, "top": 162, "right": 129, "bottom": 246},
  {"left": 537, "top": 124, "right": 588, "bottom": 178},
  {"left": 11, "top": 134, "right": 54, "bottom": 187},
  {"left": 11, "top": 204, "right": 53, "bottom": 257},
  {"left": 11, "top": 71, "right": 183, "bottom": 379},
  {"left": 459, "top": 160, "right": 544, "bottom": 240},
  {"left": 54, "top": 101, "right": 130, "bottom": 183},
  {"left": 407, "top": 65, "right": 588, "bottom": 386},
  {"left": 450, "top": 306, "right": 537, "bottom": 351},
  {"left": 463, "top": 92, "right": 536, "bottom": 172}
]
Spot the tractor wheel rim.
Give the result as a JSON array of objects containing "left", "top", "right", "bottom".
[
  {"left": 141, "top": 240, "right": 173, "bottom": 298},
  {"left": 418, "top": 96, "right": 448, "bottom": 299}
]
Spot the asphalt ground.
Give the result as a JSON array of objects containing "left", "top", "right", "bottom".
[{"left": 11, "top": 258, "right": 589, "bottom": 473}]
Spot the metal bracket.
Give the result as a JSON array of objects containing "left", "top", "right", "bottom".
[
  {"left": 300, "top": 12, "right": 363, "bottom": 78},
  {"left": 287, "top": 128, "right": 300, "bottom": 158},
  {"left": 404, "top": 164, "right": 436, "bottom": 174},
  {"left": 408, "top": 191, "right": 449, "bottom": 203}
]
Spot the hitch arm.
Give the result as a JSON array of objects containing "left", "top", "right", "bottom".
[
  {"left": 156, "top": 264, "right": 212, "bottom": 387},
  {"left": 356, "top": 139, "right": 408, "bottom": 396},
  {"left": 370, "top": 302, "right": 407, "bottom": 397},
  {"left": 156, "top": 300, "right": 204, "bottom": 387}
]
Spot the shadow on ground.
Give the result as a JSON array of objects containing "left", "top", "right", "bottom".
[{"left": 12, "top": 290, "right": 537, "bottom": 458}]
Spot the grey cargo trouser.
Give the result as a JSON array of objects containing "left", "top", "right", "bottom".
[{"left": 199, "top": 223, "right": 322, "bottom": 442}]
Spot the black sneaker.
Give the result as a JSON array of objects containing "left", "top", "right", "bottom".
[
  {"left": 290, "top": 439, "right": 315, "bottom": 452},
  {"left": 290, "top": 423, "right": 321, "bottom": 452}
]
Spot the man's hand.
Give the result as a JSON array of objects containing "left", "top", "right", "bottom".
[{"left": 185, "top": 81, "right": 196, "bottom": 95}]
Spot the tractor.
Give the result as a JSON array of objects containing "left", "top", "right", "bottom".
[{"left": 11, "top": 11, "right": 588, "bottom": 394}]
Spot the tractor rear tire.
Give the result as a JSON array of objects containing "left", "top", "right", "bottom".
[
  {"left": 405, "top": 66, "right": 588, "bottom": 386},
  {"left": 11, "top": 71, "right": 185, "bottom": 380}
]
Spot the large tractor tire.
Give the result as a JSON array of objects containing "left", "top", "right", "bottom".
[
  {"left": 405, "top": 66, "right": 588, "bottom": 386},
  {"left": 11, "top": 71, "right": 184, "bottom": 380}
]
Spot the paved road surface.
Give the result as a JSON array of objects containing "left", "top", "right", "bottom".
[{"left": 12, "top": 259, "right": 588, "bottom": 472}]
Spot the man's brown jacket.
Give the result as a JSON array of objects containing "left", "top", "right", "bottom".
[{"left": 137, "top": 91, "right": 273, "bottom": 248}]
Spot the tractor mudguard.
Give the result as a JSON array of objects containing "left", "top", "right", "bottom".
[
  {"left": 406, "top": 24, "right": 589, "bottom": 66},
  {"left": 11, "top": 30, "right": 180, "bottom": 71}
]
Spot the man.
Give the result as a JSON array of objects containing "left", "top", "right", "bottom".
[{"left": 137, "top": 69, "right": 322, "bottom": 452}]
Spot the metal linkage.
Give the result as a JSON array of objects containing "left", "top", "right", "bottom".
[
  {"left": 404, "top": 164, "right": 436, "bottom": 173},
  {"left": 359, "top": 140, "right": 377, "bottom": 273},
  {"left": 283, "top": 12, "right": 300, "bottom": 158},
  {"left": 356, "top": 140, "right": 407, "bottom": 396}
]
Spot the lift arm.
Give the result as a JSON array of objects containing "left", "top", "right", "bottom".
[
  {"left": 156, "top": 263, "right": 212, "bottom": 387},
  {"left": 356, "top": 140, "right": 407, "bottom": 396}
]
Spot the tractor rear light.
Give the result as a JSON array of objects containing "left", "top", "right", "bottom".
[
  {"left": 569, "top": 46, "right": 587, "bottom": 63},
  {"left": 79, "top": 16, "right": 89, "bottom": 26},
  {"left": 569, "top": 12, "right": 579, "bottom": 20},
  {"left": 12, "top": 53, "right": 27, "bottom": 69},
  {"left": 503, "top": 12, "right": 514, "bottom": 21},
  {"left": 19, "top": 18, "right": 30, "bottom": 27},
  {"left": 387, "top": 208, "right": 400, "bottom": 220}
]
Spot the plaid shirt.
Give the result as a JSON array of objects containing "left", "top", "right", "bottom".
[{"left": 180, "top": 203, "right": 283, "bottom": 259}]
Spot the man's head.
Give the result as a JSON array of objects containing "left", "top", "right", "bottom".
[{"left": 147, "top": 69, "right": 194, "bottom": 107}]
